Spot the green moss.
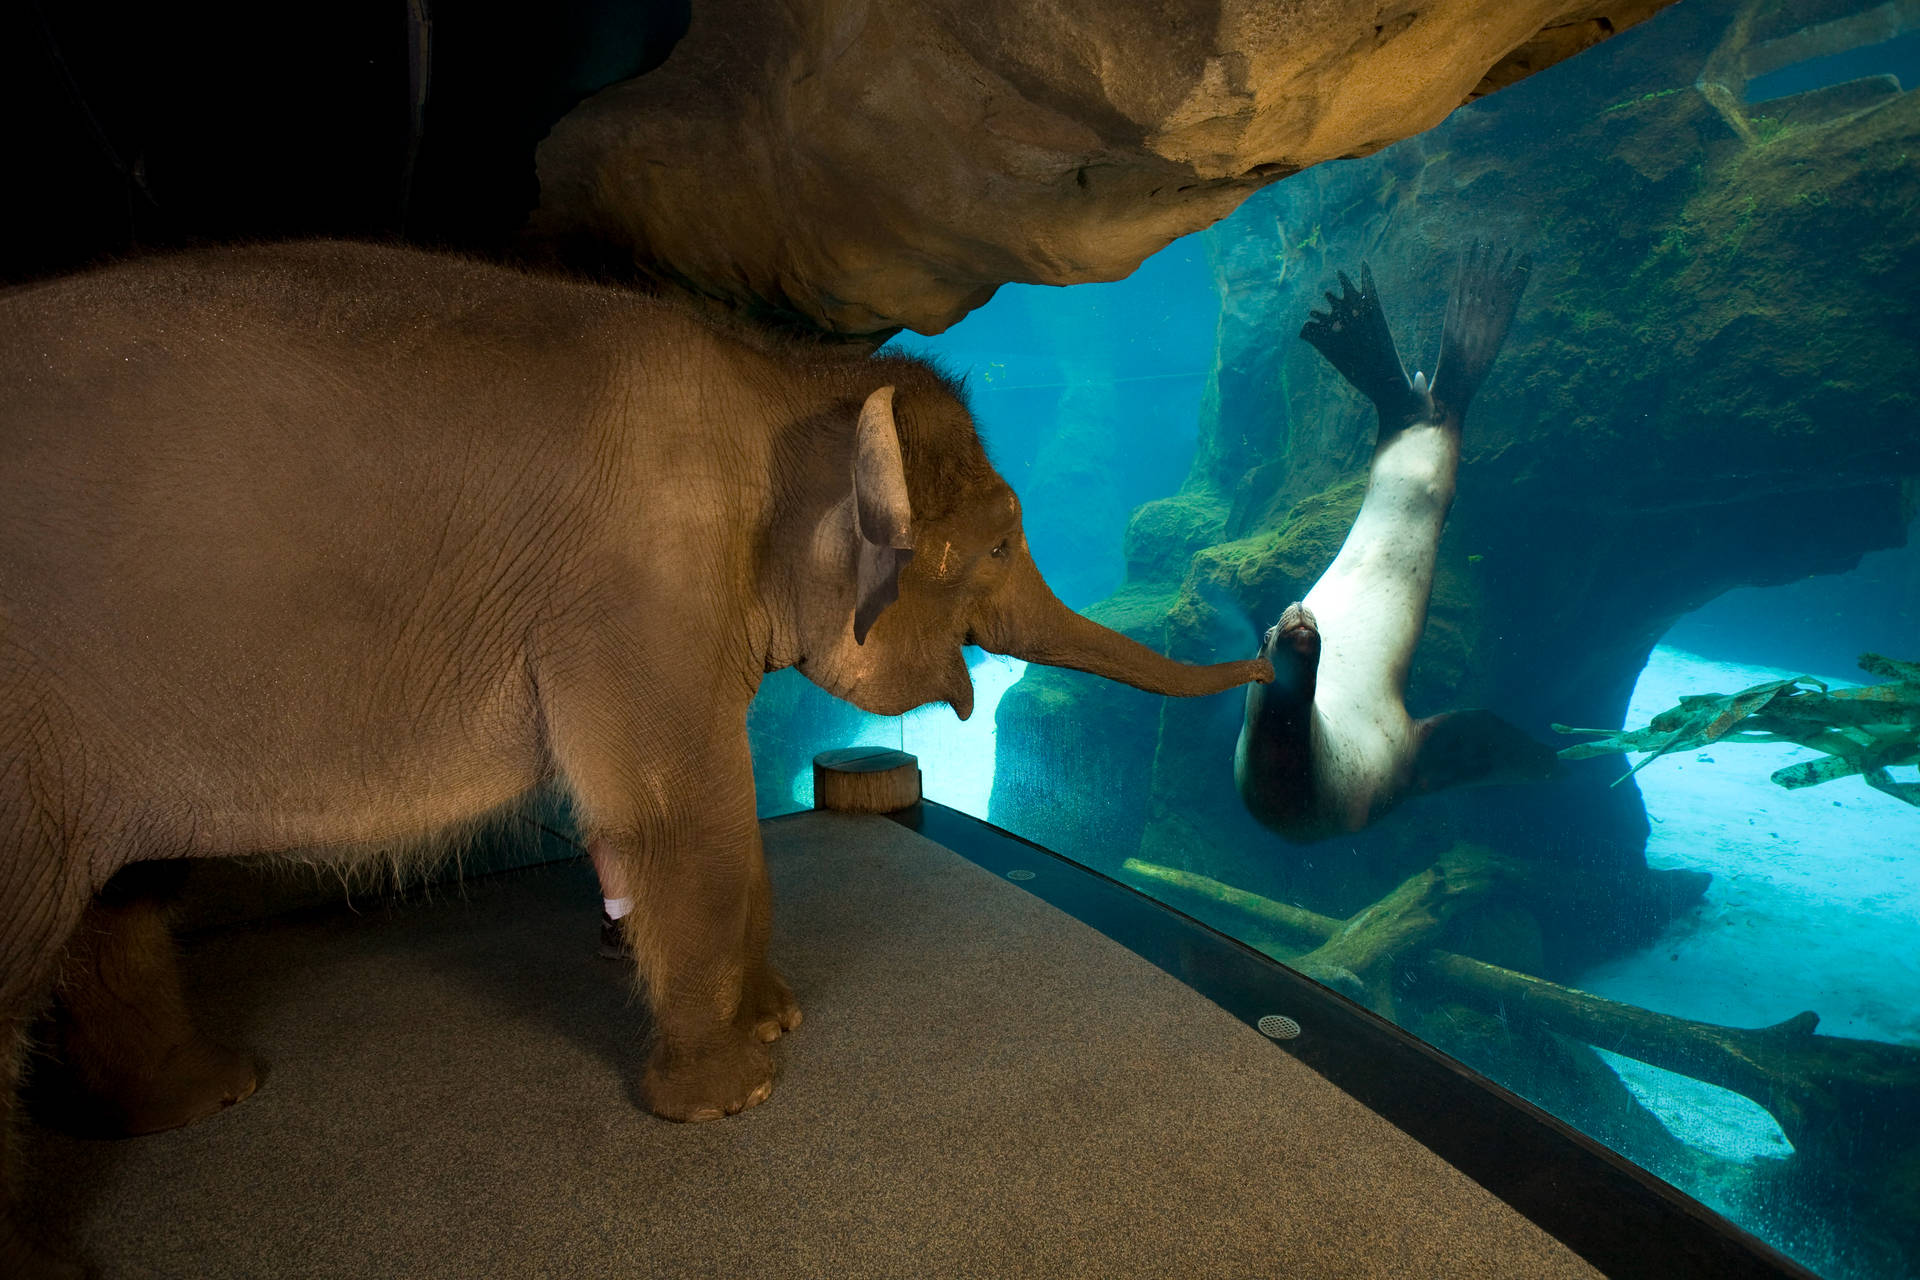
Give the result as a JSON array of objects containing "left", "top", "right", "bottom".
[
  {"left": 1750, "top": 113, "right": 1793, "bottom": 145},
  {"left": 1083, "top": 581, "right": 1183, "bottom": 644},
  {"left": 1003, "top": 671, "right": 1083, "bottom": 719},
  {"left": 1601, "top": 85, "right": 1686, "bottom": 115},
  {"left": 1147, "top": 478, "right": 1372, "bottom": 667},
  {"left": 1207, "top": 479, "right": 1364, "bottom": 592},
  {"left": 1122, "top": 488, "right": 1228, "bottom": 583}
]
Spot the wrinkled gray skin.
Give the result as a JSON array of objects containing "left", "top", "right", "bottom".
[{"left": 0, "top": 242, "right": 1269, "bottom": 1273}]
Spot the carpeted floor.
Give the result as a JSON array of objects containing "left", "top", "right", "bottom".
[{"left": 22, "top": 812, "right": 1598, "bottom": 1279}]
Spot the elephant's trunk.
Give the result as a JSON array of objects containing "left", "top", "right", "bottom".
[{"left": 975, "top": 554, "right": 1272, "bottom": 697}]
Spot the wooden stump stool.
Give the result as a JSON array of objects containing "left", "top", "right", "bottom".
[{"left": 812, "top": 749, "right": 922, "bottom": 814}]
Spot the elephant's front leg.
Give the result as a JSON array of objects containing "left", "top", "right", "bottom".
[
  {"left": 566, "top": 722, "right": 784, "bottom": 1121},
  {"left": 743, "top": 845, "right": 802, "bottom": 1044},
  {"left": 584, "top": 819, "right": 799, "bottom": 1049},
  {"left": 634, "top": 814, "right": 776, "bottom": 1120}
]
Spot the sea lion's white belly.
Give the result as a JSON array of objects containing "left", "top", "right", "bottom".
[
  {"left": 1295, "top": 423, "right": 1455, "bottom": 832},
  {"left": 1303, "top": 696, "right": 1414, "bottom": 834},
  {"left": 1303, "top": 423, "right": 1456, "bottom": 692},
  {"left": 1239, "top": 245, "right": 1539, "bottom": 844}
]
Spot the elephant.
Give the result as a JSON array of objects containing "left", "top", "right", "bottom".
[{"left": 0, "top": 240, "right": 1270, "bottom": 1272}]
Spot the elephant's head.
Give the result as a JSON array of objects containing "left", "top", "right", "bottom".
[{"left": 792, "top": 375, "right": 1272, "bottom": 719}]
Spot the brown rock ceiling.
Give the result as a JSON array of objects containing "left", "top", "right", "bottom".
[{"left": 530, "top": 1, "right": 1673, "bottom": 339}]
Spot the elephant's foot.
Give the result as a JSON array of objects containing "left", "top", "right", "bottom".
[
  {"left": 47, "top": 878, "right": 257, "bottom": 1136},
  {"left": 1, "top": 1215, "right": 89, "bottom": 1280},
  {"left": 106, "top": 1034, "right": 260, "bottom": 1136},
  {"left": 642, "top": 1032, "right": 774, "bottom": 1123},
  {"left": 747, "top": 965, "right": 802, "bottom": 1044},
  {"left": 45, "top": 1028, "right": 259, "bottom": 1138}
]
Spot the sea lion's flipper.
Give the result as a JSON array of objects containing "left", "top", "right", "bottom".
[
  {"left": 1431, "top": 242, "right": 1532, "bottom": 421},
  {"left": 1410, "top": 709, "right": 1564, "bottom": 796},
  {"left": 1300, "top": 263, "right": 1428, "bottom": 425}
]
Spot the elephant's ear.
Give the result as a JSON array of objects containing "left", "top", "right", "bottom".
[{"left": 852, "top": 385, "right": 914, "bottom": 645}]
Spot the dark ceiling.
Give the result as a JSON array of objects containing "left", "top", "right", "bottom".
[{"left": 2, "top": 0, "right": 688, "bottom": 284}]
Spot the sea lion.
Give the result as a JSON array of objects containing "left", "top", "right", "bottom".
[{"left": 1235, "top": 244, "right": 1562, "bottom": 843}]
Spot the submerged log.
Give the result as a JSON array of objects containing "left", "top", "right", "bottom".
[
  {"left": 1282, "top": 844, "right": 1518, "bottom": 1014},
  {"left": 1121, "top": 859, "right": 1340, "bottom": 948},
  {"left": 1122, "top": 856, "right": 1920, "bottom": 1164},
  {"left": 1417, "top": 953, "right": 1920, "bottom": 1163}
]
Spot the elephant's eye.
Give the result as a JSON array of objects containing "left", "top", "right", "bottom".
[{"left": 989, "top": 539, "right": 1009, "bottom": 558}]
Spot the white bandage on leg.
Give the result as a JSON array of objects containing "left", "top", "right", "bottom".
[{"left": 603, "top": 896, "right": 634, "bottom": 920}]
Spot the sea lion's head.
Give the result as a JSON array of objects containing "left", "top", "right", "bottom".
[
  {"left": 1266, "top": 602, "right": 1321, "bottom": 666},
  {"left": 1249, "top": 601, "right": 1321, "bottom": 723},
  {"left": 1237, "top": 601, "right": 1324, "bottom": 815}
]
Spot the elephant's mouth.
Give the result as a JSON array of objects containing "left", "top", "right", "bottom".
[
  {"left": 806, "top": 653, "right": 973, "bottom": 721},
  {"left": 943, "top": 647, "right": 976, "bottom": 721}
]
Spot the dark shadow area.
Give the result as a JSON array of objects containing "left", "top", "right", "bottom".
[
  {"left": 21, "top": 854, "right": 654, "bottom": 1249},
  {"left": 1664, "top": 513, "right": 1920, "bottom": 677},
  {"left": 1, "top": 0, "right": 690, "bottom": 282}
]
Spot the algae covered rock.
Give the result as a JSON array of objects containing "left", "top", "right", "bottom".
[
  {"left": 1122, "top": 490, "right": 1228, "bottom": 585},
  {"left": 987, "top": 585, "right": 1190, "bottom": 862}
]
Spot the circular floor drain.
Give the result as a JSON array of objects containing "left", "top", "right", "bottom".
[
  {"left": 1257, "top": 1014, "right": 1302, "bottom": 1041},
  {"left": 1005, "top": 869, "right": 1036, "bottom": 881}
]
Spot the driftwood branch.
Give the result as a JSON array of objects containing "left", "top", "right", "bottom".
[
  {"left": 1122, "top": 856, "right": 1920, "bottom": 1161},
  {"left": 1121, "top": 859, "right": 1339, "bottom": 946},
  {"left": 1268, "top": 844, "right": 1519, "bottom": 1014},
  {"left": 1555, "top": 651, "right": 1920, "bottom": 805},
  {"left": 1416, "top": 953, "right": 1920, "bottom": 1161}
]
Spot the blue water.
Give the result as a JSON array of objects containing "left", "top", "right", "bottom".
[
  {"left": 1746, "top": 30, "right": 1920, "bottom": 104},
  {"left": 885, "top": 241, "right": 1219, "bottom": 611}
]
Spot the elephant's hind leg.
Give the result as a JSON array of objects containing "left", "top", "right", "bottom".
[
  {"left": 0, "top": 823, "right": 94, "bottom": 1277},
  {"left": 42, "top": 861, "right": 259, "bottom": 1137}
]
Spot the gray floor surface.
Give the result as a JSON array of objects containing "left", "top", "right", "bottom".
[{"left": 23, "top": 811, "right": 1599, "bottom": 1279}]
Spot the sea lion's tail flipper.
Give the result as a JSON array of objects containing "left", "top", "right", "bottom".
[
  {"left": 1431, "top": 242, "right": 1532, "bottom": 422},
  {"left": 1410, "top": 709, "right": 1565, "bottom": 796},
  {"left": 1300, "top": 263, "right": 1428, "bottom": 425}
]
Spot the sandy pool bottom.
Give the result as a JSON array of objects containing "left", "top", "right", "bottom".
[{"left": 1579, "top": 645, "right": 1919, "bottom": 1162}]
